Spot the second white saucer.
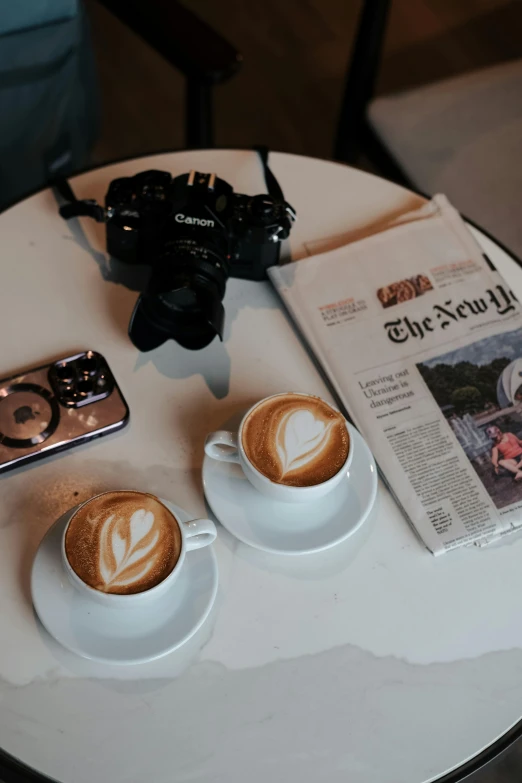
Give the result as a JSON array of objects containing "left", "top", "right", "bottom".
[
  {"left": 31, "top": 500, "right": 218, "bottom": 665},
  {"left": 203, "top": 423, "right": 377, "bottom": 555}
]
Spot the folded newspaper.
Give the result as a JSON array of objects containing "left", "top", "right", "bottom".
[{"left": 269, "top": 195, "right": 522, "bottom": 554}]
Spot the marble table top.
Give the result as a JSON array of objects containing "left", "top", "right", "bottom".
[{"left": 0, "top": 150, "right": 521, "bottom": 783}]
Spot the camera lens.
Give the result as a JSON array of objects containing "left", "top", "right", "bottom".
[
  {"left": 55, "top": 363, "right": 75, "bottom": 384},
  {"left": 161, "top": 287, "right": 198, "bottom": 309},
  {"left": 128, "top": 240, "right": 228, "bottom": 351},
  {"left": 59, "top": 386, "right": 77, "bottom": 404},
  {"left": 77, "top": 379, "right": 94, "bottom": 396},
  {"left": 79, "top": 356, "right": 98, "bottom": 376}
]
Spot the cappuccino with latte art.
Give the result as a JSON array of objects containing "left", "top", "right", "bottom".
[
  {"left": 205, "top": 392, "right": 352, "bottom": 502},
  {"left": 65, "top": 491, "right": 181, "bottom": 595},
  {"left": 242, "top": 393, "right": 349, "bottom": 487}
]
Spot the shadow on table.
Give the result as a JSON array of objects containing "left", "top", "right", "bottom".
[
  {"left": 131, "top": 276, "right": 282, "bottom": 400},
  {"left": 135, "top": 336, "right": 233, "bottom": 400},
  {"left": 53, "top": 186, "right": 151, "bottom": 292},
  {"left": 56, "top": 188, "right": 281, "bottom": 400}
]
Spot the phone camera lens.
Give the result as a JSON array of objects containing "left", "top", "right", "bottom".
[
  {"left": 79, "top": 356, "right": 98, "bottom": 376},
  {"left": 60, "top": 386, "right": 77, "bottom": 403},
  {"left": 77, "top": 379, "right": 94, "bottom": 396},
  {"left": 55, "top": 363, "right": 75, "bottom": 384}
]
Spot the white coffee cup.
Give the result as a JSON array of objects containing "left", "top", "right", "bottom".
[
  {"left": 62, "top": 491, "right": 216, "bottom": 608},
  {"left": 204, "top": 392, "right": 352, "bottom": 503}
]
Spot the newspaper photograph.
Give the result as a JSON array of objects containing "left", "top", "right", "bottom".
[
  {"left": 270, "top": 195, "right": 522, "bottom": 554},
  {"left": 418, "top": 329, "right": 522, "bottom": 511}
]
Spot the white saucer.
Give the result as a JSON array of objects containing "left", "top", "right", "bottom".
[
  {"left": 31, "top": 501, "right": 218, "bottom": 665},
  {"left": 203, "top": 423, "right": 377, "bottom": 555}
]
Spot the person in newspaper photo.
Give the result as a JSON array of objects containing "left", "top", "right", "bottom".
[
  {"left": 487, "top": 425, "right": 522, "bottom": 481},
  {"left": 418, "top": 329, "right": 522, "bottom": 511}
]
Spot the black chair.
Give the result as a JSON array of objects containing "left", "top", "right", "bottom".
[
  {"left": 333, "top": 0, "right": 400, "bottom": 179},
  {"left": 97, "top": 0, "right": 242, "bottom": 149},
  {"left": 333, "top": 0, "right": 522, "bottom": 260}
]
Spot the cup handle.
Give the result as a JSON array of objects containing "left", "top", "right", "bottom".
[
  {"left": 183, "top": 518, "right": 217, "bottom": 551},
  {"left": 204, "top": 430, "right": 240, "bottom": 463}
]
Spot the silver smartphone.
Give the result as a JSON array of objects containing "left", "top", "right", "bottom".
[{"left": 0, "top": 350, "right": 130, "bottom": 474}]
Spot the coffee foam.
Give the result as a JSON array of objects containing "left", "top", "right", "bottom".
[
  {"left": 65, "top": 491, "right": 181, "bottom": 594},
  {"left": 242, "top": 394, "right": 349, "bottom": 487}
]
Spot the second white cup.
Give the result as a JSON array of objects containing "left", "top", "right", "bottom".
[{"left": 204, "top": 392, "right": 352, "bottom": 503}]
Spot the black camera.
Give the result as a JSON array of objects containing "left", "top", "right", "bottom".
[{"left": 59, "top": 152, "right": 295, "bottom": 351}]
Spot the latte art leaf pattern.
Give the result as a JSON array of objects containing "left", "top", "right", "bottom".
[
  {"left": 276, "top": 410, "right": 334, "bottom": 477},
  {"left": 99, "top": 508, "right": 161, "bottom": 590},
  {"left": 65, "top": 491, "right": 181, "bottom": 594},
  {"left": 242, "top": 394, "right": 349, "bottom": 486}
]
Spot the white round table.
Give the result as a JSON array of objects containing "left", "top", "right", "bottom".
[{"left": 1, "top": 150, "right": 522, "bottom": 783}]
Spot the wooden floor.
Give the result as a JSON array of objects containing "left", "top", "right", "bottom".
[{"left": 84, "top": 3, "right": 522, "bottom": 780}]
